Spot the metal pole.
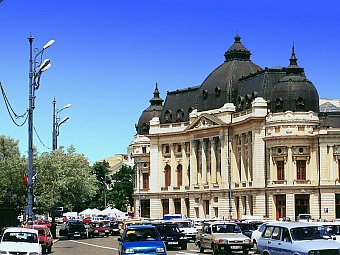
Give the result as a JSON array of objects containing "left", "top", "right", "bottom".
[
  {"left": 104, "top": 175, "right": 107, "bottom": 208},
  {"left": 27, "top": 34, "right": 34, "bottom": 225},
  {"left": 138, "top": 162, "right": 141, "bottom": 218},
  {"left": 52, "top": 98, "right": 57, "bottom": 150}
]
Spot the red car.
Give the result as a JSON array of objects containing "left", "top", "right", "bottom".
[
  {"left": 82, "top": 217, "right": 92, "bottom": 224},
  {"left": 88, "top": 222, "right": 110, "bottom": 237},
  {"left": 26, "top": 224, "right": 53, "bottom": 253},
  {"left": 35, "top": 219, "right": 52, "bottom": 228}
]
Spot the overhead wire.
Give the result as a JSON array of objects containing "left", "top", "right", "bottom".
[{"left": 0, "top": 81, "right": 29, "bottom": 127}]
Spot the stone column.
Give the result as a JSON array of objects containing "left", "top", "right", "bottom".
[
  {"left": 210, "top": 137, "right": 217, "bottom": 183},
  {"left": 240, "top": 133, "right": 247, "bottom": 182},
  {"left": 190, "top": 140, "right": 198, "bottom": 185},
  {"left": 220, "top": 135, "right": 227, "bottom": 183},
  {"left": 201, "top": 138, "right": 207, "bottom": 184},
  {"left": 170, "top": 143, "right": 176, "bottom": 187},
  {"left": 181, "top": 142, "right": 189, "bottom": 186},
  {"left": 287, "top": 147, "right": 293, "bottom": 183}
]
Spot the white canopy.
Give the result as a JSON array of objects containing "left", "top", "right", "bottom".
[
  {"left": 99, "top": 207, "right": 127, "bottom": 219},
  {"left": 79, "top": 208, "right": 102, "bottom": 217}
]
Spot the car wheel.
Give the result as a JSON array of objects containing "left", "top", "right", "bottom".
[
  {"left": 243, "top": 250, "right": 249, "bottom": 255},
  {"left": 196, "top": 241, "right": 204, "bottom": 253},
  {"left": 47, "top": 245, "right": 52, "bottom": 253},
  {"left": 181, "top": 243, "right": 187, "bottom": 250}
]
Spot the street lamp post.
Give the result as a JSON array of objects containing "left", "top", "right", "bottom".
[
  {"left": 52, "top": 98, "right": 71, "bottom": 150},
  {"left": 27, "top": 34, "right": 54, "bottom": 225},
  {"left": 138, "top": 162, "right": 141, "bottom": 218}
]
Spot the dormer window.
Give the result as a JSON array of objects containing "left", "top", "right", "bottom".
[
  {"left": 215, "top": 87, "right": 221, "bottom": 97},
  {"left": 275, "top": 98, "right": 283, "bottom": 112},
  {"left": 296, "top": 97, "right": 305, "bottom": 111},
  {"left": 202, "top": 89, "right": 208, "bottom": 99},
  {"left": 176, "top": 109, "right": 184, "bottom": 121},
  {"left": 164, "top": 110, "right": 172, "bottom": 123}
]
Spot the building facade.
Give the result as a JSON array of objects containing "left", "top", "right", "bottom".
[{"left": 129, "top": 34, "right": 340, "bottom": 221}]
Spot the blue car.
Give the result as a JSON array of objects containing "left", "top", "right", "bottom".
[
  {"left": 258, "top": 222, "right": 340, "bottom": 255},
  {"left": 118, "top": 224, "right": 167, "bottom": 255}
]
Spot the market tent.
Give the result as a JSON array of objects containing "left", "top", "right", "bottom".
[{"left": 79, "top": 208, "right": 101, "bottom": 217}]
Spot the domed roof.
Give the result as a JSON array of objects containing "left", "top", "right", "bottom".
[
  {"left": 136, "top": 83, "right": 163, "bottom": 135},
  {"left": 197, "top": 34, "right": 262, "bottom": 112},
  {"left": 270, "top": 46, "right": 319, "bottom": 113}
]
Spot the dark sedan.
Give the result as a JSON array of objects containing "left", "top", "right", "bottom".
[{"left": 153, "top": 222, "right": 187, "bottom": 250}]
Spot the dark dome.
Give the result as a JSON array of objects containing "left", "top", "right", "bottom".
[
  {"left": 270, "top": 47, "right": 319, "bottom": 113},
  {"left": 136, "top": 83, "right": 163, "bottom": 135},
  {"left": 197, "top": 34, "right": 262, "bottom": 111}
]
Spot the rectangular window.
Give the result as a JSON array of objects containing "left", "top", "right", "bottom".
[
  {"left": 165, "top": 145, "right": 170, "bottom": 154},
  {"left": 277, "top": 161, "right": 285, "bottom": 180},
  {"left": 296, "top": 160, "right": 306, "bottom": 180},
  {"left": 338, "top": 159, "right": 340, "bottom": 179},
  {"left": 177, "top": 144, "right": 182, "bottom": 153},
  {"left": 142, "top": 146, "right": 147, "bottom": 154},
  {"left": 142, "top": 173, "right": 149, "bottom": 190}
]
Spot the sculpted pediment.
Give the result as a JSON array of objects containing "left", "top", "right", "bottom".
[{"left": 186, "top": 113, "right": 225, "bottom": 131}]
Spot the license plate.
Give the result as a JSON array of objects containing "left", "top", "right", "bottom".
[
  {"left": 99, "top": 232, "right": 104, "bottom": 235},
  {"left": 231, "top": 246, "right": 242, "bottom": 250},
  {"left": 168, "top": 241, "right": 178, "bottom": 244},
  {"left": 74, "top": 234, "right": 80, "bottom": 237}
]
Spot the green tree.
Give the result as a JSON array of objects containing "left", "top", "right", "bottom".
[
  {"left": 108, "top": 165, "right": 134, "bottom": 211},
  {"left": 33, "top": 146, "right": 98, "bottom": 213},
  {"left": 88, "top": 160, "right": 110, "bottom": 210},
  {"left": 0, "top": 136, "right": 27, "bottom": 210}
]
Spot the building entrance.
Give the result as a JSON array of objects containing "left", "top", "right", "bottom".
[
  {"left": 275, "top": 195, "right": 286, "bottom": 220},
  {"left": 295, "top": 194, "right": 310, "bottom": 220}
]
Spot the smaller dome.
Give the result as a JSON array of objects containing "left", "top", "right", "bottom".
[
  {"left": 136, "top": 83, "right": 163, "bottom": 135},
  {"left": 270, "top": 46, "right": 319, "bottom": 113}
]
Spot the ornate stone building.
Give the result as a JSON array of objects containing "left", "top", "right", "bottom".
[{"left": 129, "top": 34, "right": 340, "bottom": 221}]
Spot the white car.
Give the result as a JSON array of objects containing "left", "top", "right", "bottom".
[
  {"left": 0, "top": 227, "right": 42, "bottom": 255},
  {"left": 313, "top": 221, "right": 340, "bottom": 243},
  {"left": 171, "top": 219, "right": 198, "bottom": 242}
]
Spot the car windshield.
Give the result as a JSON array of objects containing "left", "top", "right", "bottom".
[
  {"left": 237, "top": 224, "right": 252, "bottom": 231},
  {"left": 175, "top": 222, "right": 193, "bottom": 228},
  {"left": 161, "top": 225, "right": 180, "bottom": 233},
  {"left": 2, "top": 232, "right": 38, "bottom": 243},
  {"left": 212, "top": 224, "right": 241, "bottom": 234},
  {"left": 290, "top": 226, "right": 330, "bottom": 240},
  {"left": 125, "top": 228, "right": 161, "bottom": 242},
  {"left": 70, "top": 224, "right": 85, "bottom": 231},
  {"left": 324, "top": 225, "right": 340, "bottom": 235}
]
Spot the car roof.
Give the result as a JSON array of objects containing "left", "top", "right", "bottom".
[
  {"left": 126, "top": 224, "right": 156, "bottom": 230},
  {"left": 204, "top": 221, "right": 237, "bottom": 225},
  {"left": 26, "top": 224, "right": 48, "bottom": 229},
  {"left": 5, "top": 227, "right": 38, "bottom": 234},
  {"left": 265, "top": 222, "right": 318, "bottom": 228}
]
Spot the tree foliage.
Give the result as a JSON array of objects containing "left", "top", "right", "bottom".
[
  {"left": 33, "top": 146, "right": 98, "bottom": 213},
  {"left": 108, "top": 165, "right": 134, "bottom": 212},
  {"left": 0, "top": 136, "right": 27, "bottom": 209}
]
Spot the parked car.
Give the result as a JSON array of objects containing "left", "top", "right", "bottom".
[
  {"left": 108, "top": 220, "right": 123, "bottom": 236},
  {"left": 195, "top": 221, "right": 252, "bottom": 255},
  {"left": 59, "top": 221, "right": 87, "bottom": 239},
  {"left": 25, "top": 224, "right": 53, "bottom": 254},
  {"left": 171, "top": 219, "right": 197, "bottom": 242},
  {"left": 251, "top": 222, "right": 275, "bottom": 253},
  {"left": 236, "top": 221, "right": 263, "bottom": 238},
  {"left": 0, "top": 227, "right": 42, "bottom": 255},
  {"left": 118, "top": 224, "right": 166, "bottom": 255},
  {"left": 257, "top": 221, "right": 340, "bottom": 255},
  {"left": 153, "top": 222, "right": 188, "bottom": 250},
  {"left": 297, "top": 213, "right": 312, "bottom": 222},
  {"left": 313, "top": 221, "right": 340, "bottom": 243},
  {"left": 88, "top": 222, "right": 110, "bottom": 237},
  {"left": 34, "top": 219, "right": 52, "bottom": 228}
]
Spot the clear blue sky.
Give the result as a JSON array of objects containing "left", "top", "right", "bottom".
[{"left": 0, "top": 0, "right": 339, "bottom": 163}]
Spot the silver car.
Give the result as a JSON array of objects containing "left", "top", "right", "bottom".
[{"left": 258, "top": 222, "right": 340, "bottom": 255}]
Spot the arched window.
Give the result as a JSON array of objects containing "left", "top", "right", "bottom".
[
  {"left": 164, "top": 164, "right": 171, "bottom": 187},
  {"left": 275, "top": 98, "right": 283, "bottom": 112},
  {"left": 296, "top": 97, "right": 305, "bottom": 111},
  {"left": 177, "top": 164, "right": 182, "bottom": 187}
]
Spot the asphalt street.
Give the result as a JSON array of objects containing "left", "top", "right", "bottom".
[{"left": 52, "top": 236, "right": 256, "bottom": 255}]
